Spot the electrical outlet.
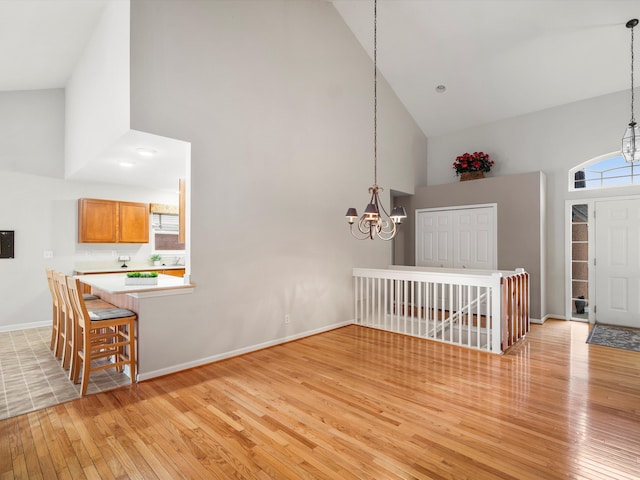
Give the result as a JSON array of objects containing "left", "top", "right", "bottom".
[
  {"left": 43, "top": 251, "right": 53, "bottom": 259},
  {"left": 284, "top": 314, "right": 290, "bottom": 324}
]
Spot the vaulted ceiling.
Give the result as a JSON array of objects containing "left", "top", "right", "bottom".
[{"left": 1, "top": 0, "right": 638, "bottom": 187}]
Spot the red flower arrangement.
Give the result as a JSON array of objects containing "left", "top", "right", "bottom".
[{"left": 453, "top": 152, "right": 494, "bottom": 176}]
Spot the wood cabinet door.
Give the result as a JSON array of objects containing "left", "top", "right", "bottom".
[
  {"left": 78, "top": 199, "right": 118, "bottom": 243},
  {"left": 161, "top": 269, "right": 185, "bottom": 277},
  {"left": 119, "top": 201, "right": 149, "bottom": 243}
]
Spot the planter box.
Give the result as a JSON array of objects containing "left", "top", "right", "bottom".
[
  {"left": 460, "top": 171, "right": 485, "bottom": 181},
  {"left": 125, "top": 277, "right": 158, "bottom": 285}
]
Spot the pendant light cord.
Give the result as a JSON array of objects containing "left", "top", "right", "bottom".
[
  {"left": 373, "top": 0, "right": 378, "bottom": 186},
  {"left": 631, "top": 23, "right": 635, "bottom": 124}
]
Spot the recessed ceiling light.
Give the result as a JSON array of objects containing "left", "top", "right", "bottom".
[
  {"left": 136, "top": 147, "right": 157, "bottom": 157},
  {"left": 435, "top": 85, "right": 446, "bottom": 93},
  {"left": 119, "top": 161, "right": 135, "bottom": 167}
]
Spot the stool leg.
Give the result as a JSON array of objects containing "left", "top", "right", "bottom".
[
  {"left": 80, "top": 332, "right": 92, "bottom": 396},
  {"left": 50, "top": 306, "right": 58, "bottom": 351},
  {"left": 128, "top": 319, "right": 136, "bottom": 384}
]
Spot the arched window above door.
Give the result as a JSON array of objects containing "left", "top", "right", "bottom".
[{"left": 569, "top": 151, "right": 640, "bottom": 191}]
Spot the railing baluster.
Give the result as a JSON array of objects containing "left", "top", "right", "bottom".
[
  {"left": 395, "top": 279, "right": 400, "bottom": 331},
  {"left": 417, "top": 280, "right": 422, "bottom": 337}
]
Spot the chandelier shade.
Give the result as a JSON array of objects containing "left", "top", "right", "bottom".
[
  {"left": 623, "top": 18, "right": 639, "bottom": 163},
  {"left": 622, "top": 122, "right": 640, "bottom": 162},
  {"left": 345, "top": 0, "right": 406, "bottom": 240}
]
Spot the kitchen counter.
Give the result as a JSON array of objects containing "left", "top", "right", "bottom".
[
  {"left": 74, "top": 265, "right": 186, "bottom": 274},
  {"left": 75, "top": 273, "right": 193, "bottom": 295}
]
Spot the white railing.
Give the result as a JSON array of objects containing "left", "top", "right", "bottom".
[{"left": 353, "top": 266, "right": 529, "bottom": 354}]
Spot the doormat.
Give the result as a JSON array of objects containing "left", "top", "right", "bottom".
[{"left": 586, "top": 323, "right": 640, "bottom": 352}]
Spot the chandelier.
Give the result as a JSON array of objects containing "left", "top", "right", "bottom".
[
  {"left": 345, "top": 0, "right": 406, "bottom": 240},
  {"left": 622, "top": 18, "right": 640, "bottom": 162}
]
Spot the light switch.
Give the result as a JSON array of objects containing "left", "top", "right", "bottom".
[{"left": 44, "top": 251, "right": 53, "bottom": 258}]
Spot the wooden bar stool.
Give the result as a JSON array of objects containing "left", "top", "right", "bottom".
[
  {"left": 52, "top": 271, "right": 74, "bottom": 369},
  {"left": 66, "top": 276, "right": 137, "bottom": 395},
  {"left": 45, "top": 269, "right": 63, "bottom": 357},
  {"left": 53, "top": 272, "right": 112, "bottom": 377}
]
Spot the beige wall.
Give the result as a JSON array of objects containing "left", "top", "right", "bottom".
[{"left": 394, "top": 171, "right": 545, "bottom": 320}]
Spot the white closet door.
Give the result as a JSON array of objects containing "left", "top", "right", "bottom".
[
  {"left": 453, "top": 207, "right": 495, "bottom": 269},
  {"left": 416, "top": 210, "right": 453, "bottom": 267},
  {"left": 416, "top": 206, "right": 496, "bottom": 269},
  {"left": 594, "top": 199, "right": 640, "bottom": 328}
]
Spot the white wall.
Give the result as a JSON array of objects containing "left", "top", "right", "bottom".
[
  {"left": 65, "top": 0, "right": 130, "bottom": 176},
  {"left": 425, "top": 88, "right": 640, "bottom": 318},
  {"left": 0, "top": 89, "right": 64, "bottom": 178},
  {"left": 128, "top": 0, "right": 426, "bottom": 375}
]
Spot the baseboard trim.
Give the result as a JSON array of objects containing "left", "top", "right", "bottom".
[
  {"left": 0, "top": 320, "right": 49, "bottom": 333},
  {"left": 137, "top": 320, "right": 353, "bottom": 382}
]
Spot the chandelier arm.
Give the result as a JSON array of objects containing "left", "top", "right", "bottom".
[
  {"left": 374, "top": 189, "right": 393, "bottom": 218},
  {"left": 376, "top": 222, "right": 398, "bottom": 241},
  {"left": 350, "top": 223, "right": 373, "bottom": 240}
]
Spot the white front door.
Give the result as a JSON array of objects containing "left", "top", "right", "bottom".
[{"left": 595, "top": 198, "right": 640, "bottom": 328}]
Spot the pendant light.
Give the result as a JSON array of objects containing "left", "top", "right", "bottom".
[
  {"left": 345, "top": 0, "right": 406, "bottom": 240},
  {"left": 622, "top": 18, "right": 640, "bottom": 163}
]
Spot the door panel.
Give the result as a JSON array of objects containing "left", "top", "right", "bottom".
[
  {"left": 452, "top": 207, "right": 495, "bottom": 269},
  {"left": 595, "top": 199, "right": 640, "bottom": 327},
  {"left": 417, "top": 211, "right": 452, "bottom": 267},
  {"left": 416, "top": 206, "right": 496, "bottom": 270}
]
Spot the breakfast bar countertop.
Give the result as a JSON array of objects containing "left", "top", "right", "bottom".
[
  {"left": 74, "top": 265, "right": 186, "bottom": 274},
  {"left": 75, "top": 273, "right": 194, "bottom": 295}
]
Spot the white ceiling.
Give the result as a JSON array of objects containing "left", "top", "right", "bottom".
[
  {"left": 1, "top": 0, "right": 639, "bottom": 188},
  {"left": 333, "top": 0, "right": 640, "bottom": 137},
  {"left": 0, "top": 0, "right": 108, "bottom": 91}
]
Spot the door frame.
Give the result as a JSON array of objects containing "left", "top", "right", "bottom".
[
  {"left": 415, "top": 203, "right": 497, "bottom": 269},
  {"left": 565, "top": 194, "right": 640, "bottom": 324}
]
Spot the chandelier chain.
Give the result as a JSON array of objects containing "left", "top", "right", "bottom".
[
  {"left": 632, "top": 23, "right": 636, "bottom": 124},
  {"left": 373, "top": 0, "right": 377, "bottom": 185}
]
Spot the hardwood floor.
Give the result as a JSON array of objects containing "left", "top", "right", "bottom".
[{"left": 1, "top": 320, "right": 639, "bottom": 479}]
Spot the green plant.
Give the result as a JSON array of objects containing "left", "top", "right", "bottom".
[
  {"left": 126, "top": 271, "right": 159, "bottom": 278},
  {"left": 150, "top": 253, "right": 162, "bottom": 262}
]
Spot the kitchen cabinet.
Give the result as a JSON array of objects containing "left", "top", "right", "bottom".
[
  {"left": 78, "top": 198, "right": 149, "bottom": 243},
  {"left": 161, "top": 268, "right": 185, "bottom": 277}
]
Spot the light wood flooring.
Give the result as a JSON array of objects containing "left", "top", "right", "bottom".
[{"left": 1, "top": 320, "right": 639, "bottom": 479}]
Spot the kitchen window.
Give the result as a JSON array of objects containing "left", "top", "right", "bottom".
[{"left": 151, "top": 213, "right": 185, "bottom": 253}]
